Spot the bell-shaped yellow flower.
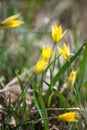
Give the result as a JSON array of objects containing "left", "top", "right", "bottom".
[
  {"left": 34, "top": 59, "right": 47, "bottom": 73},
  {"left": 58, "top": 43, "right": 70, "bottom": 61},
  {"left": 68, "top": 70, "right": 77, "bottom": 89},
  {"left": 52, "top": 24, "right": 66, "bottom": 43},
  {"left": 58, "top": 112, "right": 78, "bottom": 122},
  {"left": 42, "top": 46, "right": 52, "bottom": 61},
  {"left": 1, "top": 13, "right": 24, "bottom": 28}
]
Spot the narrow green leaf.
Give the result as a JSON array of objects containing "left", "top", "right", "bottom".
[
  {"left": 78, "top": 43, "right": 87, "bottom": 88},
  {"left": 33, "top": 90, "right": 42, "bottom": 118},
  {"left": 37, "top": 90, "right": 49, "bottom": 130},
  {"left": 48, "top": 94, "right": 53, "bottom": 107}
]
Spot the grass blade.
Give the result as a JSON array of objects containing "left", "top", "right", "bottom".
[
  {"left": 37, "top": 90, "right": 49, "bottom": 130},
  {"left": 78, "top": 42, "right": 87, "bottom": 88}
]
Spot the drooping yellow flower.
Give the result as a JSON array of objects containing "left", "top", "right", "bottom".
[
  {"left": 42, "top": 46, "right": 52, "bottom": 61},
  {"left": 58, "top": 112, "right": 78, "bottom": 122},
  {"left": 52, "top": 24, "right": 67, "bottom": 43},
  {"left": 1, "top": 13, "right": 24, "bottom": 28},
  {"left": 34, "top": 59, "right": 47, "bottom": 73},
  {"left": 68, "top": 70, "right": 77, "bottom": 89},
  {"left": 58, "top": 43, "right": 70, "bottom": 61}
]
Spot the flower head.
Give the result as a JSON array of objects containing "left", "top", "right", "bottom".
[
  {"left": 58, "top": 43, "right": 70, "bottom": 61},
  {"left": 58, "top": 112, "right": 78, "bottom": 122},
  {"left": 68, "top": 70, "right": 77, "bottom": 89},
  {"left": 1, "top": 13, "right": 24, "bottom": 28},
  {"left": 34, "top": 59, "right": 47, "bottom": 73},
  {"left": 52, "top": 24, "right": 67, "bottom": 43},
  {"left": 42, "top": 46, "right": 52, "bottom": 61}
]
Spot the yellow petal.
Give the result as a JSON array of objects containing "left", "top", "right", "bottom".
[
  {"left": 58, "top": 112, "right": 78, "bottom": 122},
  {"left": 52, "top": 24, "right": 67, "bottom": 43},
  {"left": 1, "top": 13, "right": 21, "bottom": 24},
  {"left": 68, "top": 70, "right": 77, "bottom": 89},
  {"left": 63, "top": 43, "right": 70, "bottom": 55},
  {"left": 58, "top": 43, "right": 70, "bottom": 62},
  {"left": 2, "top": 20, "right": 24, "bottom": 28},
  {"left": 42, "top": 46, "right": 52, "bottom": 60},
  {"left": 58, "top": 47, "right": 63, "bottom": 54},
  {"left": 34, "top": 59, "right": 48, "bottom": 73}
]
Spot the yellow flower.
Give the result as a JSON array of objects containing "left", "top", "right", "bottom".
[
  {"left": 58, "top": 112, "right": 78, "bottom": 122},
  {"left": 34, "top": 59, "right": 47, "bottom": 73},
  {"left": 52, "top": 24, "right": 67, "bottom": 43},
  {"left": 1, "top": 13, "right": 24, "bottom": 28},
  {"left": 58, "top": 43, "right": 70, "bottom": 61},
  {"left": 68, "top": 70, "right": 77, "bottom": 89},
  {"left": 42, "top": 46, "right": 52, "bottom": 61}
]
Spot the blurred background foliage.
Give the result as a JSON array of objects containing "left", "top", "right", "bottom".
[{"left": 0, "top": 0, "right": 87, "bottom": 83}]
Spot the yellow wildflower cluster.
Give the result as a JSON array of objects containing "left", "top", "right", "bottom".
[
  {"left": 0, "top": 10, "right": 79, "bottom": 126},
  {"left": 1, "top": 13, "right": 24, "bottom": 28},
  {"left": 34, "top": 24, "right": 73, "bottom": 73},
  {"left": 58, "top": 111, "right": 78, "bottom": 122},
  {"left": 52, "top": 24, "right": 77, "bottom": 90},
  {"left": 52, "top": 24, "right": 71, "bottom": 61}
]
